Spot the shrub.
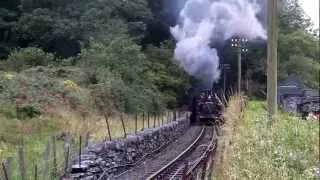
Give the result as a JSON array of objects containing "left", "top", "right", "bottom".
[
  {"left": 4, "top": 72, "right": 14, "bottom": 80},
  {"left": 18, "top": 103, "right": 42, "bottom": 119},
  {"left": 6, "top": 47, "right": 54, "bottom": 72},
  {"left": 64, "top": 80, "right": 78, "bottom": 89}
]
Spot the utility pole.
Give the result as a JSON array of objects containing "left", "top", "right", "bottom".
[
  {"left": 231, "top": 37, "right": 248, "bottom": 94},
  {"left": 237, "top": 48, "right": 241, "bottom": 94},
  {"left": 267, "top": 0, "right": 278, "bottom": 124},
  {"left": 222, "top": 64, "right": 231, "bottom": 94}
]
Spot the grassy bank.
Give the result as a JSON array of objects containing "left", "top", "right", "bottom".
[
  {"left": 0, "top": 104, "right": 172, "bottom": 179},
  {"left": 215, "top": 98, "right": 319, "bottom": 179}
]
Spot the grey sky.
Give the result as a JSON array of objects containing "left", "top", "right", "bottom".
[{"left": 299, "top": 0, "right": 319, "bottom": 29}]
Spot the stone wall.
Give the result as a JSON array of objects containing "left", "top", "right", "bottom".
[{"left": 63, "top": 118, "right": 189, "bottom": 180}]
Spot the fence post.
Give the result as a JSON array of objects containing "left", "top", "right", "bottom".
[
  {"left": 34, "top": 164, "right": 38, "bottom": 180},
  {"left": 135, "top": 113, "right": 138, "bottom": 134},
  {"left": 153, "top": 114, "right": 156, "bottom": 128},
  {"left": 43, "top": 141, "right": 50, "bottom": 177},
  {"left": 161, "top": 112, "right": 164, "bottom": 126},
  {"left": 4, "top": 157, "right": 13, "bottom": 180},
  {"left": 174, "top": 109, "right": 176, "bottom": 121},
  {"left": 147, "top": 112, "right": 150, "bottom": 128},
  {"left": 17, "top": 146, "right": 26, "bottom": 180},
  {"left": 64, "top": 138, "right": 70, "bottom": 175},
  {"left": 120, "top": 113, "right": 127, "bottom": 137},
  {"left": 79, "top": 135, "right": 82, "bottom": 168},
  {"left": 52, "top": 136, "right": 57, "bottom": 178},
  {"left": 104, "top": 114, "right": 112, "bottom": 141},
  {"left": 142, "top": 112, "right": 145, "bottom": 130},
  {"left": 85, "top": 132, "right": 90, "bottom": 147},
  {"left": 2, "top": 161, "right": 9, "bottom": 180}
]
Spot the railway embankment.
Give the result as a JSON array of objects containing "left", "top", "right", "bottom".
[
  {"left": 64, "top": 118, "right": 189, "bottom": 179},
  {"left": 214, "top": 97, "right": 319, "bottom": 179}
]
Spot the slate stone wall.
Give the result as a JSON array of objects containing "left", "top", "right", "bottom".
[{"left": 64, "top": 118, "right": 189, "bottom": 180}]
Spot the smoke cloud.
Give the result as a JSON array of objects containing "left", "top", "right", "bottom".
[{"left": 170, "top": 0, "right": 267, "bottom": 86}]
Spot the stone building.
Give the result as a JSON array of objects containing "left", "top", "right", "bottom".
[{"left": 278, "top": 75, "right": 319, "bottom": 115}]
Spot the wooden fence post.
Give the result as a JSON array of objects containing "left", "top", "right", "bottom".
[
  {"left": 43, "top": 141, "right": 50, "bottom": 177},
  {"left": 153, "top": 114, "right": 156, "bottom": 128},
  {"left": 80, "top": 136, "right": 83, "bottom": 168},
  {"left": 2, "top": 161, "right": 9, "bottom": 180},
  {"left": 147, "top": 112, "right": 150, "bottom": 128},
  {"left": 3, "top": 157, "right": 13, "bottom": 180},
  {"left": 174, "top": 109, "right": 176, "bottom": 121},
  {"left": 52, "top": 136, "right": 57, "bottom": 178},
  {"left": 161, "top": 112, "right": 164, "bottom": 126},
  {"left": 135, "top": 113, "right": 138, "bottom": 134},
  {"left": 64, "top": 138, "right": 70, "bottom": 174},
  {"left": 120, "top": 114, "right": 127, "bottom": 137},
  {"left": 104, "top": 114, "right": 112, "bottom": 141},
  {"left": 17, "top": 146, "right": 26, "bottom": 180},
  {"left": 142, "top": 112, "right": 145, "bottom": 130},
  {"left": 34, "top": 164, "right": 38, "bottom": 180},
  {"left": 85, "top": 132, "right": 90, "bottom": 147}
]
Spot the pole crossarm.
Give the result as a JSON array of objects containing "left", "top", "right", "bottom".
[{"left": 231, "top": 36, "right": 249, "bottom": 94}]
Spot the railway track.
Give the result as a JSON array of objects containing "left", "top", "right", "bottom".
[
  {"left": 109, "top": 126, "right": 217, "bottom": 180},
  {"left": 147, "top": 126, "right": 216, "bottom": 180}
]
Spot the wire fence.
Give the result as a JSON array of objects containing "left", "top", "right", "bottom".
[{"left": 0, "top": 109, "right": 187, "bottom": 180}]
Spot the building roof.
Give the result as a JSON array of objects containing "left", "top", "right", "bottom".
[
  {"left": 279, "top": 75, "right": 302, "bottom": 88},
  {"left": 303, "top": 89, "right": 319, "bottom": 97},
  {"left": 278, "top": 75, "right": 304, "bottom": 96}
]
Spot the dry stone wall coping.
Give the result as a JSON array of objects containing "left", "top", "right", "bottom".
[{"left": 64, "top": 118, "right": 189, "bottom": 180}]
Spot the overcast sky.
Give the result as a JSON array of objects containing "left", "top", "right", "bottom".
[{"left": 299, "top": 0, "right": 319, "bottom": 29}]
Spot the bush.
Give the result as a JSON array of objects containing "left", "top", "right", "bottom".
[
  {"left": 6, "top": 47, "right": 55, "bottom": 72},
  {"left": 18, "top": 104, "right": 42, "bottom": 119}
]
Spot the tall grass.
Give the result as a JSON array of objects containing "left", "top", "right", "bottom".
[
  {"left": 0, "top": 104, "right": 173, "bottom": 179},
  {"left": 214, "top": 97, "right": 319, "bottom": 179}
]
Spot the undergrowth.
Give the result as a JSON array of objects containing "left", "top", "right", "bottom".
[
  {"left": 0, "top": 104, "right": 172, "bottom": 179},
  {"left": 214, "top": 97, "right": 319, "bottom": 179}
]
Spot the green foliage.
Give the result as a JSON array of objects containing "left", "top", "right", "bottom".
[
  {"left": 280, "top": 55, "right": 320, "bottom": 89},
  {"left": 19, "top": 103, "right": 42, "bottom": 119},
  {"left": 6, "top": 47, "right": 54, "bottom": 71},
  {"left": 144, "top": 41, "right": 193, "bottom": 107},
  {"left": 79, "top": 32, "right": 168, "bottom": 113},
  {"left": 218, "top": 101, "right": 319, "bottom": 179},
  {"left": 247, "top": 0, "right": 319, "bottom": 92},
  {"left": 0, "top": 0, "right": 193, "bottom": 113},
  {"left": 279, "top": 0, "right": 313, "bottom": 33}
]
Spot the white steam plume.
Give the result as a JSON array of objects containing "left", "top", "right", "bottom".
[{"left": 170, "top": 0, "right": 267, "bottom": 85}]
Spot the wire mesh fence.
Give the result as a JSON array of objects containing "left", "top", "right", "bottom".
[{"left": 0, "top": 110, "right": 187, "bottom": 179}]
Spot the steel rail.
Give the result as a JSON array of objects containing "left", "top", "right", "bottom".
[
  {"left": 97, "top": 137, "right": 174, "bottom": 180},
  {"left": 146, "top": 126, "right": 205, "bottom": 180},
  {"left": 186, "top": 132, "right": 217, "bottom": 176}
]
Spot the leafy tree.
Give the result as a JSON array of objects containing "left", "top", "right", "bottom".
[
  {"left": 6, "top": 47, "right": 54, "bottom": 71},
  {"left": 279, "top": 55, "right": 320, "bottom": 89},
  {"left": 246, "top": 0, "right": 319, "bottom": 93}
]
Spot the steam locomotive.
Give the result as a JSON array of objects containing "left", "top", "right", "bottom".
[{"left": 190, "top": 89, "right": 224, "bottom": 125}]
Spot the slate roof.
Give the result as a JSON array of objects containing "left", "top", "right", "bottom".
[
  {"left": 278, "top": 75, "right": 303, "bottom": 96},
  {"left": 279, "top": 75, "right": 302, "bottom": 88}
]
